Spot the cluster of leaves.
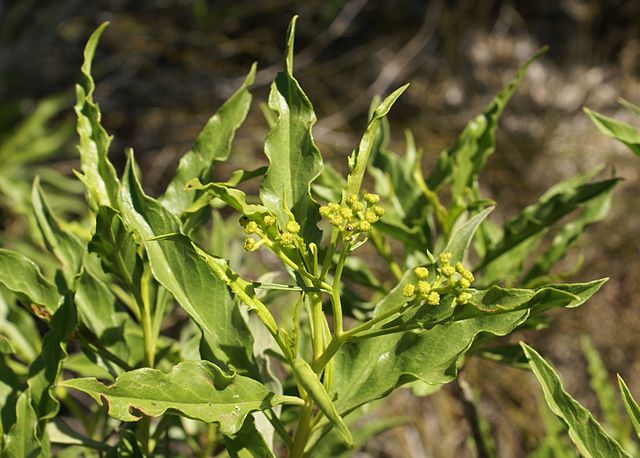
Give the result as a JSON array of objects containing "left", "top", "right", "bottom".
[
  {"left": 516, "top": 97, "right": 640, "bottom": 458},
  {"left": 0, "top": 17, "right": 624, "bottom": 457}
]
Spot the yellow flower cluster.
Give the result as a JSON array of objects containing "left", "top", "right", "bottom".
[
  {"left": 400, "top": 252, "right": 475, "bottom": 306},
  {"left": 242, "top": 213, "right": 302, "bottom": 252},
  {"left": 319, "top": 192, "right": 385, "bottom": 235}
]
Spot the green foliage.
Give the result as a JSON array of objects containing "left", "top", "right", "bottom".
[
  {"left": 523, "top": 342, "right": 640, "bottom": 457},
  {"left": 0, "top": 17, "right": 622, "bottom": 457},
  {"left": 585, "top": 99, "right": 640, "bottom": 156}
]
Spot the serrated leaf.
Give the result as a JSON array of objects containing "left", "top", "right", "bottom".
[
  {"left": 521, "top": 343, "right": 631, "bottom": 458},
  {"left": 0, "top": 249, "right": 61, "bottom": 315},
  {"left": 618, "top": 376, "right": 640, "bottom": 439},
  {"left": 120, "top": 155, "right": 258, "bottom": 377},
  {"left": 60, "top": 361, "right": 301, "bottom": 435},
  {"left": 74, "top": 22, "right": 120, "bottom": 209},
  {"left": 161, "top": 64, "right": 256, "bottom": 215},
  {"left": 259, "top": 17, "right": 323, "bottom": 241},
  {"left": 427, "top": 47, "right": 546, "bottom": 196},
  {"left": 585, "top": 107, "right": 640, "bottom": 156}
]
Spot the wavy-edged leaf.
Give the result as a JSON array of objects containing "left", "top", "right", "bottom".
[
  {"left": 478, "top": 177, "right": 620, "bottom": 271},
  {"left": 523, "top": 184, "right": 615, "bottom": 285},
  {"left": 224, "top": 414, "right": 276, "bottom": 458},
  {"left": 332, "top": 309, "right": 531, "bottom": 415},
  {"left": 185, "top": 179, "right": 269, "bottom": 220},
  {"left": 120, "top": 155, "right": 258, "bottom": 376},
  {"left": 0, "top": 390, "right": 41, "bottom": 458},
  {"left": 162, "top": 64, "right": 256, "bottom": 215},
  {"left": 60, "top": 361, "right": 302, "bottom": 435},
  {"left": 427, "top": 47, "right": 546, "bottom": 196},
  {"left": 345, "top": 84, "right": 409, "bottom": 199},
  {"left": 521, "top": 343, "right": 631, "bottom": 458},
  {"left": 441, "top": 206, "right": 493, "bottom": 263},
  {"left": 27, "top": 296, "right": 76, "bottom": 423},
  {"left": 31, "top": 180, "right": 84, "bottom": 286},
  {"left": 74, "top": 22, "right": 119, "bottom": 209},
  {"left": 618, "top": 376, "right": 640, "bottom": 439},
  {"left": 585, "top": 107, "right": 640, "bottom": 155},
  {"left": 259, "top": 17, "right": 323, "bottom": 241},
  {"left": 0, "top": 249, "right": 61, "bottom": 315},
  {"left": 581, "top": 336, "right": 628, "bottom": 442},
  {"left": 89, "top": 206, "right": 141, "bottom": 286}
]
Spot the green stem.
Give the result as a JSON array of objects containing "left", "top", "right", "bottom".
[
  {"left": 413, "top": 163, "right": 448, "bottom": 234},
  {"left": 140, "top": 266, "right": 156, "bottom": 368},
  {"left": 290, "top": 400, "right": 314, "bottom": 458},
  {"left": 330, "top": 242, "right": 349, "bottom": 336}
]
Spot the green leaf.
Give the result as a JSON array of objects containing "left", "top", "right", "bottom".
[
  {"left": 31, "top": 180, "right": 84, "bottom": 286},
  {"left": 345, "top": 84, "right": 409, "bottom": 199},
  {"left": 619, "top": 98, "right": 640, "bottom": 118},
  {"left": 0, "top": 296, "right": 41, "bottom": 364},
  {"left": 185, "top": 179, "right": 269, "bottom": 220},
  {"left": 441, "top": 206, "right": 494, "bottom": 264},
  {"left": 27, "top": 296, "right": 76, "bottom": 423},
  {"left": 60, "top": 361, "right": 302, "bottom": 435},
  {"left": 332, "top": 309, "right": 531, "bottom": 415},
  {"left": 0, "top": 249, "right": 61, "bottom": 315},
  {"left": 74, "top": 22, "right": 120, "bottom": 209},
  {"left": 523, "top": 181, "right": 616, "bottom": 284},
  {"left": 427, "top": 47, "right": 546, "bottom": 196},
  {"left": 585, "top": 107, "right": 640, "bottom": 156},
  {"left": 580, "top": 336, "right": 628, "bottom": 442},
  {"left": 120, "top": 155, "right": 258, "bottom": 376},
  {"left": 521, "top": 343, "right": 631, "bottom": 458},
  {"left": 455, "top": 279, "right": 606, "bottom": 320},
  {"left": 292, "top": 358, "right": 353, "bottom": 447},
  {"left": 89, "top": 206, "right": 141, "bottom": 286},
  {"left": 0, "top": 391, "right": 41, "bottom": 458},
  {"left": 618, "top": 376, "right": 640, "bottom": 439},
  {"left": 259, "top": 16, "right": 324, "bottom": 241},
  {"left": 478, "top": 177, "right": 620, "bottom": 271},
  {"left": 224, "top": 415, "right": 276, "bottom": 458},
  {"left": 161, "top": 64, "right": 256, "bottom": 215}
]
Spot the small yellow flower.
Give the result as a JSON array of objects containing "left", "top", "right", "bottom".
[
  {"left": 441, "top": 265, "right": 455, "bottom": 278},
  {"left": 346, "top": 194, "right": 358, "bottom": 206},
  {"left": 417, "top": 281, "right": 431, "bottom": 296},
  {"left": 339, "top": 206, "right": 353, "bottom": 219},
  {"left": 351, "top": 201, "right": 364, "bottom": 212},
  {"left": 286, "top": 221, "right": 301, "bottom": 234},
  {"left": 439, "top": 252, "right": 452, "bottom": 264},
  {"left": 457, "top": 292, "right": 473, "bottom": 304},
  {"left": 427, "top": 291, "right": 440, "bottom": 305},
  {"left": 263, "top": 215, "right": 276, "bottom": 226},
  {"left": 462, "top": 270, "right": 475, "bottom": 283},
  {"left": 414, "top": 266, "right": 429, "bottom": 279},
  {"left": 243, "top": 238, "right": 257, "bottom": 252},
  {"left": 458, "top": 278, "right": 471, "bottom": 289},
  {"left": 364, "top": 192, "right": 380, "bottom": 204},
  {"left": 358, "top": 221, "right": 372, "bottom": 232},
  {"left": 278, "top": 232, "right": 295, "bottom": 248},
  {"left": 402, "top": 283, "right": 415, "bottom": 297},
  {"left": 244, "top": 221, "right": 258, "bottom": 235},
  {"left": 372, "top": 205, "right": 385, "bottom": 217},
  {"left": 364, "top": 210, "right": 378, "bottom": 224}
]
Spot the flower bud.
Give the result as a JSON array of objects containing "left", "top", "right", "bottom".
[
  {"left": 244, "top": 221, "right": 258, "bottom": 235},
  {"left": 402, "top": 283, "right": 415, "bottom": 297},
  {"left": 243, "top": 238, "right": 257, "bottom": 252},
  {"left": 417, "top": 281, "right": 431, "bottom": 296},
  {"left": 427, "top": 291, "right": 440, "bottom": 305},
  {"left": 286, "top": 221, "right": 301, "bottom": 234},
  {"left": 414, "top": 266, "right": 429, "bottom": 279},
  {"left": 364, "top": 192, "right": 380, "bottom": 204},
  {"left": 263, "top": 215, "right": 276, "bottom": 226}
]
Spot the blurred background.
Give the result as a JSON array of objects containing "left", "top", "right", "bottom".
[{"left": 1, "top": 0, "right": 639, "bottom": 456}]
